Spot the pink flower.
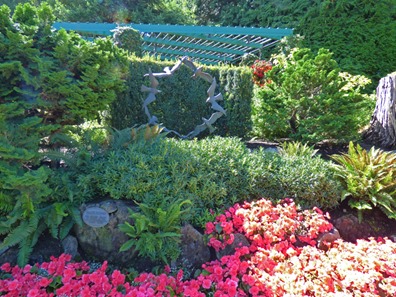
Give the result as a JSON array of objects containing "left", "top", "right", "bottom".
[
  {"left": 202, "top": 279, "right": 212, "bottom": 289},
  {"left": 249, "top": 285, "right": 260, "bottom": 296},
  {"left": 38, "top": 277, "right": 51, "bottom": 287},
  {"left": 111, "top": 270, "right": 125, "bottom": 286},
  {"left": 1, "top": 263, "right": 11, "bottom": 272},
  {"left": 27, "top": 288, "right": 41, "bottom": 297}
]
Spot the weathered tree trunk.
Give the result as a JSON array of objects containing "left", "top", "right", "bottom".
[{"left": 363, "top": 73, "right": 396, "bottom": 149}]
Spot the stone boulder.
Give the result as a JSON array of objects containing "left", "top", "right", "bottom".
[
  {"left": 216, "top": 233, "right": 250, "bottom": 259},
  {"left": 74, "top": 200, "right": 138, "bottom": 266},
  {"left": 317, "top": 228, "right": 341, "bottom": 251},
  {"left": 333, "top": 214, "right": 375, "bottom": 242},
  {"left": 177, "top": 224, "right": 211, "bottom": 269}
]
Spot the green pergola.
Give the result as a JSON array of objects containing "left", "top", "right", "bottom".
[{"left": 53, "top": 22, "right": 293, "bottom": 65}]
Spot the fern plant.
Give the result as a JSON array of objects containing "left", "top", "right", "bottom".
[
  {"left": 331, "top": 142, "right": 396, "bottom": 222},
  {"left": 119, "top": 199, "right": 192, "bottom": 265}
]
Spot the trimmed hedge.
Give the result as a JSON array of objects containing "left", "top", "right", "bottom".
[{"left": 108, "top": 57, "right": 254, "bottom": 139}]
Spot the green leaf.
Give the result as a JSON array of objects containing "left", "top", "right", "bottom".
[{"left": 119, "top": 239, "right": 137, "bottom": 252}]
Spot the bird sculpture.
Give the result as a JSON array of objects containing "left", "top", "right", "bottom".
[
  {"left": 187, "top": 111, "right": 224, "bottom": 138},
  {"left": 206, "top": 77, "right": 226, "bottom": 115},
  {"left": 144, "top": 59, "right": 183, "bottom": 78},
  {"left": 141, "top": 68, "right": 161, "bottom": 110},
  {"left": 148, "top": 115, "right": 158, "bottom": 125},
  {"left": 182, "top": 57, "right": 213, "bottom": 83}
]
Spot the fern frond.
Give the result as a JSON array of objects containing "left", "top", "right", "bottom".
[
  {"left": 59, "top": 216, "right": 75, "bottom": 240},
  {"left": 30, "top": 223, "right": 47, "bottom": 249},
  {"left": 17, "top": 237, "right": 34, "bottom": 267},
  {"left": 0, "top": 221, "right": 31, "bottom": 249},
  {"left": 70, "top": 206, "right": 83, "bottom": 227}
]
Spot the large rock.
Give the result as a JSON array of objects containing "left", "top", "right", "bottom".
[
  {"left": 333, "top": 214, "right": 375, "bottom": 242},
  {"left": 74, "top": 200, "right": 138, "bottom": 266},
  {"left": 177, "top": 224, "right": 211, "bottom": 269},
  {"left": 216, "top": 233, "right": 250, "bottom": 259},
  {"left": 317, "top": 228, "right": 341, "bottom": 251}
]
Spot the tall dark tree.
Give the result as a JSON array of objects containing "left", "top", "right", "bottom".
[
  {"left": 297, "top": 0, "right": 396, "bottom": 89},
  {"left": 195, "top": 0, "right": 318, "bottom": 28}
]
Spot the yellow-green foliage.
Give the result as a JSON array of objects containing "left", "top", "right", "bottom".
[
  {"left": 108, "top": 56, "right": 254, "bottom": 139},
  {"left": 332, "top": 142, "right": 396, "bottom": 221}
]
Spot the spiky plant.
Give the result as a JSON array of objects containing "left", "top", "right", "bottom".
[
  {"left": 278, "top": 141, "right": 319, "bottom": 158},
  {"left": 331, "top": 142, "right": 396, "bottom": 222}
]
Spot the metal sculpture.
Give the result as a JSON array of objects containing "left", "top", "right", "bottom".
[{"left": 141, "top": 56, "right": 226, "bottom": 139}]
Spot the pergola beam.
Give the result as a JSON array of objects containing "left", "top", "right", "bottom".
[{"left": 53, "top": 22, "right": 293, "bottom": 65}]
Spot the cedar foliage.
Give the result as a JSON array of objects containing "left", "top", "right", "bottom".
[
  {"left": 251, "top": 47, "right": 375, "bottom": 143},
  {"left": 297, "top": 0, "right": 396, "bottom": 87},
  {"left": 0, "top": 2, "right": 128, "bottom": 266}
]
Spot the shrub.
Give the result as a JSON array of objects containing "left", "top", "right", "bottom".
[
  {"left": 82, "top": 136, "right": 257, "bottom": 227},
  {"left": 297, "top": 0, "right": 396, "bottom": 88},
  {"left": 251, "top": 47, "right": 375, "bottom": 143},
  {"left": 80, "top": 135, "right": 341, "bottom": 227},
  {"left": 331, "top": 142, "right": 396, "bottom": 221},
  {"left": 112, "top": 26, "right": 143, "bottom": 57},
  {"left": 278, "top": 141, "right": 318, "bottom": 158},
  {"left": 0, "top": 2, "right": 128, "bottom": 266},
  {"left": 251, "top": 147, "right": 342, "bottom": 210}
]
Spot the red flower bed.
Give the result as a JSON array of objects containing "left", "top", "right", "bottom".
[{"left": 1, "top": 198, "right": 395, "bottom": 296}]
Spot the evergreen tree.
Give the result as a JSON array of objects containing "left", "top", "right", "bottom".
[
  {"left": 0, "top": 2, "right": 128, "bottom": 266},
  {"left": 297, "top": 0, "right": 396, "bottom": 88}
]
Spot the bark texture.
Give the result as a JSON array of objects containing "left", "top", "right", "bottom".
[{"left": 363, "top": 73, "right": 396, "bottom": 149}]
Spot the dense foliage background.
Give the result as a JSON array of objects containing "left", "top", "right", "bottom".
[
  {"left": 4, "top": 0, "right": 395, "bottom": 89},
  {"left": 2, "top": 0, "right": 396, "bottom": 271}
]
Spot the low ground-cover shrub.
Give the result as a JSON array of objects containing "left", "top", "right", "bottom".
[
  {"left": 80, "top": 136, "right": 341, "bottom": 227},
  {"left": 81, "top": 136, "right": 257, "bottom": 227},
  {"left": 1, "top": 198, "right": 395, "bottom": 296},
  {"left": 251, "top": 146, "right": 342, "bottom": 210}
]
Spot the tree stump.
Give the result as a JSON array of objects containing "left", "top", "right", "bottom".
[{"left": 363, "top": 73, "right": 396, "bottom": 149}]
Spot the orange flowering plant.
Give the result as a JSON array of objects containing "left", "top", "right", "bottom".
[{"left": 251, "top": 60, "right": 272, "bottom": 87}]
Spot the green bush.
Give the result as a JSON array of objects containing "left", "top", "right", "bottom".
[
  {"left": 331, "top": 142, "right": 396, "bottom": 222},
  {"left": 112, "top": 26, "right": 143, "bottom": 57},
  {"left": 108, "top": 57, "right": 254, "bottom": 139},
  {"left": 80, "top": 135, "right": 341, "bottom": 226},
  {"left": 278, "top": 141, "right": 318, "bottom": 158},
  {"left": 82, "top": 136, "right": 256, "bottom": 226},
  {"left": 0, "top": 2, "right": 127, "bottom": 266},
  {"left": 251, "top": 47, "right": 375, "bottom": 143},
  {"left": 251, "top": 147, "right": 342, "bottom": 210}
]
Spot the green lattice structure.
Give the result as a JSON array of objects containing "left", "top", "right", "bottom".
[{"left": 53, "top": 22, "right": 293, "bottom": 65}]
